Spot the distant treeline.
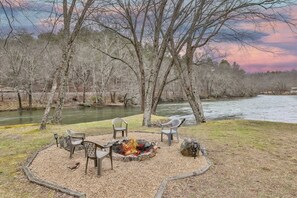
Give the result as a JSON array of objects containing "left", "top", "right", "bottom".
[{"left": 0, "top": 31, "right": 296, "bottom": 108}]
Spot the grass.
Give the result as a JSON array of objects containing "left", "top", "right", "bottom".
[
  {"left": 163, "top": 120, "right": 297, "bottom": 198},
  {"left": 0, "top": 116, "right": 296, "bottom": 197}
]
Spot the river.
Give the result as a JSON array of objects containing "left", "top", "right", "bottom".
[{"left": 0, "top": 95, "right": 296, "bottom": 126}]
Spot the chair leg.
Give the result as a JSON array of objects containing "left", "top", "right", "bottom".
[
  {"left": 161, "top": 133, "right": 163, "bottom": 142},
  {"left": 97, "top": 158, "right": 102, "bottom": 176},
  {"left": 113, "top": 131, "right": 116, "bottom": 139},
  {"left": 70, "top": 145, "right": 74, "bottom": 158},
  {"left": 176, "top": 132, "right": 179, "bottom": 143},
  {"left": 85, "top": 157, "right": 89, "bottom": 174},
  {"left": 168, "top": 134, "right": 172, "bottom": 146},
  {"left": 84, "top": 145, "right": 87, "bottom": 158},
  {"left": 109, "top": 148, "right": 113, "bottom": 170},
  {"left": 94, "top": 159, "right": 97, "bottom": 167},
  {"left": 122, "top": 131, "right": 124, "bottom": 137}
]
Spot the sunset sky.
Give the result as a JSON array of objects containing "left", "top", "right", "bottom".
[{"left": 0, "top": 0, "right": 297, "bottom": 73}]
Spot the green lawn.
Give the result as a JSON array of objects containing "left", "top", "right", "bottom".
[{"left": 0, "top": 116, "right": 296, "bottom": 197}]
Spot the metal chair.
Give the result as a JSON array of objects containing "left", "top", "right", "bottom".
[
  {"left": 83, "top": 141, "right": 113, "bottom": 176},
  {"left": 66, "top": 129, "right": 85, "bottom": 158},
  {"left": 112, "top": 117, "right": 128, "bottom": 139},
  {"left": 160, "top": 118, "right": 185, "bottom": 146}
]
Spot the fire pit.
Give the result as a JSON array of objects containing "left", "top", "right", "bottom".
[{"left": 111, "top": 138, "right": 158, "bottom": 162}]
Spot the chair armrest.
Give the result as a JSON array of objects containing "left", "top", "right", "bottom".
[
  {"left": 161, "top": 122, "right": 171, "bottom": 129},
  {"left": 161, "top": 120, "right": 172, "bottom": 126},
  {"left": 97, "top": 143, "right": 113, "bottom": 154},
  {"left": 123, "top": 119, "right": 128, "bottom": 125},
  {"left": 103, "top": 142, "right": 114, "bottom": 148}
]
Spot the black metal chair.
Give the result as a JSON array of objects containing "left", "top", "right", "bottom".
[
  {"left": 83, "top": 141, "right": 113, "bottom": 176},
  {"left": 161, "top": 118, "right": 185, "bottom": 146}
]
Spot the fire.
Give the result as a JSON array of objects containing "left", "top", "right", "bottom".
[{"left": 121, "top": 138, "right": 140, "bottom": 156}]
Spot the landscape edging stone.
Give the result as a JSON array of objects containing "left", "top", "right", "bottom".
[{"left": 22, "top": 142, "right": 86, "bottom": 198}]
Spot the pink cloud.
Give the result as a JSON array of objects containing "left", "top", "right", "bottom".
[
  {"left": 221, "top": 5, "right": 297, "bottom": 73},
  {"left": 223, "top": 42, "right": 297, "bottom": 72},
  {"left": 37, "top": 17, "right": 64, "bottom": 31},
  {"left": 1, "top": 0, "right": 30, "bottom": 9}
]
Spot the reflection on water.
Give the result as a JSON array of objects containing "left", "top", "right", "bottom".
[
  {"left": 0, "top": 95, "right": 296, "bottom": 126},
  {"left": 0, "top": 106, "right": 141, "bottom": 126}
]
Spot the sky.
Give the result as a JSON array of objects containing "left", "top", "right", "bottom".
[
  {"left": 222, "top": 16, "right": 297, "bottom": 73},
  {"left": 0, "top": 0, "right": 297, "bottom": 73}
]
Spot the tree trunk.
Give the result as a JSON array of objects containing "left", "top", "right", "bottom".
[
  {"left": 92, "top": 66, "right": 99, "bottom": 104},
  {"left": 143, "top": 61, "right": 163, "bottom": 126},
  {"left": 140, "top": 84, "right": 145, "bottom": 112},
  {"left": 52, "top": 41, "right": 74, "bottom": 124},
  {"left": 28, "top": 92, "right": 32, "bottom": 110},
  {"left": 39, "top": 79, "right": 49, "bottom": 104},
  {"left": 110, "top": 92, "right": 116, "bottom": 103},
  {"left": 40, "top": 76, "right": 58, "bottom": 130},
  {"left": 52, "top": 66, "right": 69, "bottom": 124},
  {"left": 152, "top": 62, "right": 174, "bottom": 114},
  {"left": 183, "top": 84, "right": 206, "bottom": 123},
  {"left": 17, "top": 90, "right": 22, "bottom": 110},
  {"left": 28, "top": 82, "right": 33, "bottom": 110},
  {"left": 143, "top": 79, "right": 155, "bottom": 126},
  {"left": 170, "top": 47, "right": 206, "bottom": 124},
  {"left": 83, "top": 83, "right": 86, "bottom": 103},
  {"left": 73, "top": 82, "right": 79, "bottom": 101},
  {"left": 143, "top": 69, "right": 156, "bottom": 126}
]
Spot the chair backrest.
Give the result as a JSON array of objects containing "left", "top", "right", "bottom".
[
  {"left": 178, "top": 118, "right": 186, "bottom": 127},
  {"left": 66, "top": 130, "right": 75, "bottom": 142},
  {"left": 66, "top": 129, "right": 73, "bottom": 136},
  {"left": 84, "top": 141, "right": 96, "bottom": 159},
  {"left": 171, "top": 118, "right": 186, "bottom": 128},
  {"left": 112, "top": 117, "right": 124, "bottom": 127}
]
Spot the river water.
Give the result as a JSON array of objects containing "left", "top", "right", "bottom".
[
  {"left": 0, "top": 95, "right": 296, "bottom": 126},
  {"left": 157, "top": 95, "right": 297, "bottom": 124}
]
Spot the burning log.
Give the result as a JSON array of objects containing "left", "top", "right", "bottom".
[
  {"left": 112, "top": 138, "right": 157, "bottom": 161},
  {"left": 121, "top": 138, "right": 139, "bottom": 155}
]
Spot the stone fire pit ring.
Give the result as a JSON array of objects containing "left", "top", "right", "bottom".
[{"left": 111, "top": 138, "right": 158, "bottom": 162}]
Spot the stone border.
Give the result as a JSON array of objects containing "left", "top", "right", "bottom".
[
  {"left": 22, "top": 131, "right": 211, "bottom": 198},
  {"left": 154, "top": 157, "right": 212, "bottom": 198},
  {"left": 112, "top": 138, "right": 157, "bottom": 162},
  {"left": 22, "top": 142, "right": 86, "bottom": 198},
  {"left": 134, "top": 131, "right": 212, "bottom": 198}
]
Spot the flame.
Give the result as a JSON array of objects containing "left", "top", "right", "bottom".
[{"left": 121, "top": 138, "right": 140, "bottom": 155}]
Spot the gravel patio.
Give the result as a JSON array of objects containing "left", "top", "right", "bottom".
[{"left": 29, "top": 132, "right": 208, "bottom": 197}]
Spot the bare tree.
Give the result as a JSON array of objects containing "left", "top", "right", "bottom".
[
  {"left": 22, "top": 56, "right": 38, "bottom": 109},
  {"left": 40, "top": 0, "right": 98, "bottom": 129},
  {"left": 52, "top": 0, "right": 96, "bottom": 123},
  {"left": 167, "top": 0, "right": 296, "bottom": 124},
  {"left": 96, "top": 0, "right": 188, "bottom": 126},
  {"left": 72, "top": 63, "right": 91, "bottom": 103},
  {"left": 3, "top": 47, "right": 26, "bottom": 110}
]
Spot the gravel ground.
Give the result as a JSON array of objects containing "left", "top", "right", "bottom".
[{"left": 29, "top": 132, "right": 207, "bottom": 198}]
